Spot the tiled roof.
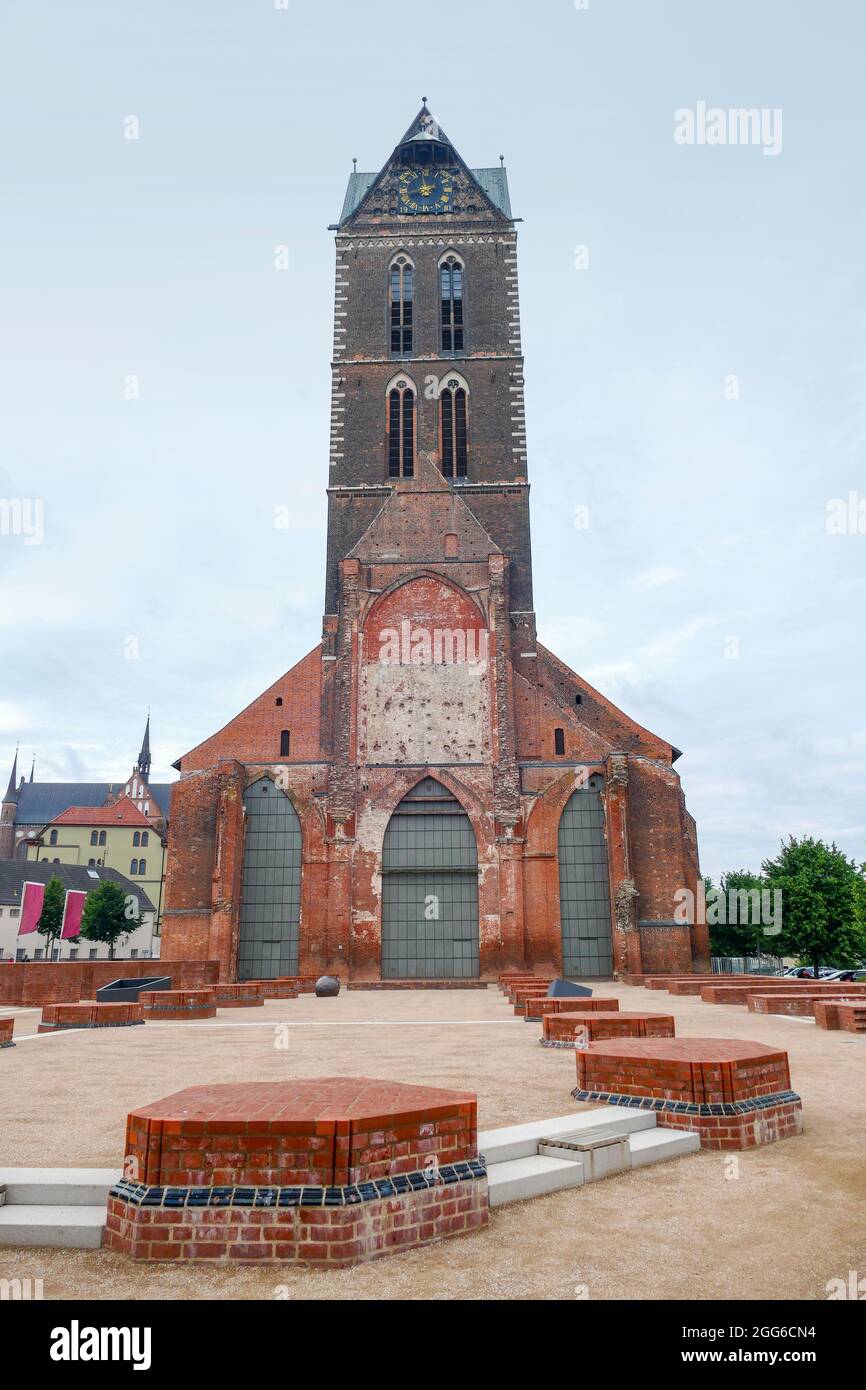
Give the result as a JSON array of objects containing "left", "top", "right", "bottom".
[
  {"left": 52, "top": 796, "right": 151, "bottom": 828},
  {"left": 0, "top": 859, "right": 156, "bottom": 913}
]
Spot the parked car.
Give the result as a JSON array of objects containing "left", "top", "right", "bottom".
[{"left": 784, "top": 966, "right": 838, "bottom": 979}]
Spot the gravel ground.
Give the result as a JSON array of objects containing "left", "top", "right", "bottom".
[{"left": 1, "top": 983, "right": 864, "bottom": 1301}]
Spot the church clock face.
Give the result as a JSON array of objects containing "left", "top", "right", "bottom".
[{"left": 397, "top": 165, "right": 453, "bottom": 214}]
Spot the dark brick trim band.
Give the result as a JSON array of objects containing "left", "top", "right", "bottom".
[
  {"left": 110, "top": 1160, "right": 487, "bottom": 1211},
  {"left": 570, "top": 1087, "right": 802, "bottom": 1117},
  {"left": 540, "top": 1038, "right": 582, "bottom": 1049},
  {"left": 0, "top": 1040, "right": 15, "bottom": 1048}
]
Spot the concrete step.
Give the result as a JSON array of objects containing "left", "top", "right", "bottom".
[
  {"left": 0, "top": 1204, "right": 105, "bottom": 1249},
  {"left": 487, "top": 1154, "right": 586, "bottom": 1207},
  {"left": 0, "top": 1168, "right": 120, "bottom": 1206},
  {"left": 628, "top": 1127, "right": 701, "bottom": 1167},
  {"left": 479, "top": 1107, "right": 655, "bottom": 1164}
]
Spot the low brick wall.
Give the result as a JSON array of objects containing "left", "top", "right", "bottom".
[
  {"left": 704, "top": 982, "right": 866, "bottom": 1006},
  {"left": 140, "top": 989, "right": 216, "bottom": 1020},
  {"left": 573, "top": 1038, "right": 803, "bottom": 1151},
  {"left": 542, "top": 1010, "right": 676, "bottom": 1047},
  {"left": 346, "top": 980, "right": 488, "bottom": 990},
  {"left": 507, "top": 981, "right": 553, "bottom": 1005},
  {"left": 815, "top": 1002, "right": 866, "bottom": 1033},
  {"left": 0, "top": 959, "right": 220, "bottom": 1008},
  {"left": 212, "top": 983, "right": 264, "bottom": 1008},
  {"left": 104, "top": 1077, "right": 487, "bottom": 1266},
  {"left": 747, "top": 992, "right": 863, "bottom": 1018},
  {"left": 526, "top": 996, "right": 621, "bottom": 1022},
  {"left": 624, "top": 972, "right": 712, "bottom": 987},
  {"left": 0, "top": 1017, "right": 14, "bottom": 1048},
  {"left": 508, "top": 983, "right": 554, "bottom": 1004},
  {"left": 643, "top": 976, "right": 703, "bottom": 990},
  {"left": 273, "top": 976, "right": 319, "bottom": 993},
  {"left": 668, "top": 975, "right": 788, "bottom": 996},
  {"left": 250, "top": 980, "right": 299, "bottom": 999},
  {"left": 813, "top": 1001, "right": 843, "bottom": 1030},
  {"left": 39, "top": 1001, "right": 144, "bottom": 1032},
  {"left": 700, "top": 983, "right": 786, "bottom": 1005}
]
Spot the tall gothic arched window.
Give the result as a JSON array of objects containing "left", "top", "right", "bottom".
[
  {"left": 387, "top": 378, "right": 415, "bottom": 478},
  {"left": 440, "top": 255, "right": 464, "bottom": 353},
  {"left": 439, "top": 377, "right": 468, "bottom": 478},
  {"left": 390, "top": 255, "right": 414, "bottom": 355}
]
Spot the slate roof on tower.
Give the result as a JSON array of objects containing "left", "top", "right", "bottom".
[
  {"left": 338, "top": 103, "right": 513, "bottom": 226},
  {"left": 3, "top": 750, "right": 19, "bottom": 804},
  {"left": 136, "top": 713, "right": 152, "bottom": 776}
]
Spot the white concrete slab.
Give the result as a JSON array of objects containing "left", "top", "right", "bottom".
[
  {"left": 479, "top": 1108, "right": 654, "bottom": 1163},
  {"left": 0, "top": 1204, "right": 105, "bottom": 1249},
  {"left": 487, "top": 1154, "right": 586, "bottom": 1207},
  {"left": 0, "top": 1168, "right": 120, "bottom": 1206},
  {"left": 628, "top": 1127, "right": 701, "bottom": 1167}
]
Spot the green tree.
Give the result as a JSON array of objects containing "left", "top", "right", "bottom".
[
  {"left": 762, "top": 837, "right": 864, "bottom": 977},
  {"left": 78, "top": 880, "right": 135, "bottom": 959},
  {"left": 36, "top": 876, "right": 66, "bottom": 959},
  {"left": 708, "top": 870, "right": 767, "bottom": 959}
]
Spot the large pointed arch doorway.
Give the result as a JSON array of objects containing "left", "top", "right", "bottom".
[
  {"left": 557, "top": 774, "right": 613, "bottom": 977},
  {"left": 381, "top": 777, "right": 479, "bottom": 979},
  {"left": 238, "top": 776, "right": 302, "bottom": 980}
]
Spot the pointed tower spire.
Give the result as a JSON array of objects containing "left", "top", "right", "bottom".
[
  {"left": 29, "top": 758, "right": 34, "bottom": 783},
  {"left": 136, "top": 712, "right": 152, "bottom": 781},
  {"left": 4, "top": 747, "right": 19, "bottom": 804}
]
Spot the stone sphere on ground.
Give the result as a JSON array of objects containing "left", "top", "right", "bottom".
[{"left": 316, "top": 975, "right": 340, "bottom": 997}]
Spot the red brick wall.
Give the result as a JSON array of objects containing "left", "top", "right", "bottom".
[{"left": 0, "top": 959, "right": 218, "bottom": 1007}]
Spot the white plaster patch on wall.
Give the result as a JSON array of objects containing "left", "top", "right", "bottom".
[{"left": 359, "top": 661, "right": 491, "bottom": 764}]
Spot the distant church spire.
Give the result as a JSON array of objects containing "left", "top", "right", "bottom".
[
  {"left": 4, "top": 747, "right": 19, "bottom": 804},
  {"left": 136, "top": 713, "right": 152, "bottom": 781},
  {"left": 29, "top": 758, "right": 34, "bottom": 783}
]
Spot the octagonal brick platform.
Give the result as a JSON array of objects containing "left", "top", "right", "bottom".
[
  {"left": 105, "top": 1077, "right": 487, "bottom": 1266},
  {"left": 572, "top": 1038, "right": 803, "bottom": 1150},
  {"left": 542, "top": 1010, "right": 676, "bottom": 1047},
  {"left": 39, "top": 1002, "right": 144, "bottom": 1033}
]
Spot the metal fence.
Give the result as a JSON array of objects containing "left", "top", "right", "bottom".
[{"left": 711, "top": 955, "right": 785, "bottom": 975}]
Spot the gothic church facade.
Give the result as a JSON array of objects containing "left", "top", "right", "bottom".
[{"left": 162, "top": 107, "right": 708, "bottom": 982}]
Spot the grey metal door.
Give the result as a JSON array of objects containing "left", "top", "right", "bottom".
[
  {"left": 381, "top": 778, "right": 479, "bottom": 979},
  {"left": 558, "top": 775, "right": 613, "bottom": 977},
  {"left": 238, "top": 776, "right": 301, "bottom": 980}
]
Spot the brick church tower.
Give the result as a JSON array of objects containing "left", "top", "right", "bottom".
[{"left": 162, "top": 105, "right": 708, "bottom": 982}]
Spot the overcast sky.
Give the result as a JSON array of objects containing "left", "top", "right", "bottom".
[{"left": 1, "top": 0, "right": 863, "bottom": 882}]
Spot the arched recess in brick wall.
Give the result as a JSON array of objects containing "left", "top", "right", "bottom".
[
  {"left": 380, "top": 776, "right": 480, "bottom": 980},
  {"left": 557, "top": 774, "right": 613, "bottom": 978},
  {"left": 237, "top": 776, "right": 302, "bottom": 980}
]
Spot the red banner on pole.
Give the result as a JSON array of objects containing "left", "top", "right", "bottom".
[
  {"left": 18, "top": 880, "right": 45, "bottom": 935},
  {"left": 61, "top": 889, "right": 87, "bottom": 939}
]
